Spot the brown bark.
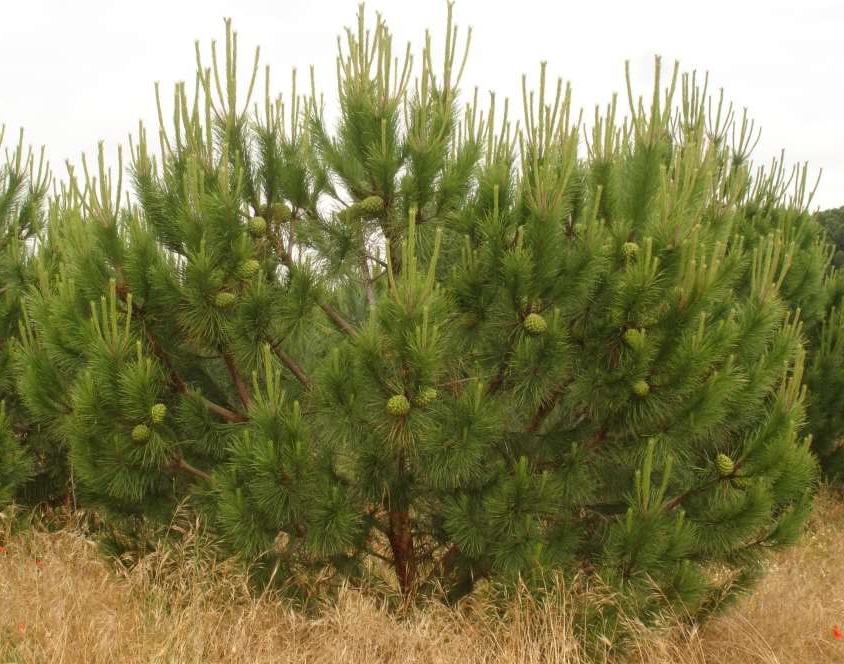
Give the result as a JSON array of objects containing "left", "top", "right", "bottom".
[
  {"left": 173, "top": 456, "right": 212, "bottom": 482},
  {"left": 223, "top": 352, "right": 252, "bottom": 409},
  {"left": 319, "top": 303, "right": 358, "bottom": 338},
  {"left": 271, "top": 343, "right": 312, "bottom": 390},
  {"left": 526, "top": 392, "right": 561, "bottom": 433},
  {"left": 387, "top": 508, "right": 417, "bottom": 597}
]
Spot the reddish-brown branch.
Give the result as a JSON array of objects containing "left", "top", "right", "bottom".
[
  {"left": 201, "top": 397, "right": 247, "bottom": 423},
  {"left": 145, "top": 329, "right": 246, "bottom": 423},
  {"left": 584, "top": 425, "right": 609, "bottom": 452},
  {"left": 223, "top": 352, "right": 251, "bottom": 410},
  {"left": 113, "top": 268, "right": 248, "bottom": 424},
  {"left": 486, "top": 348, "right": 514, "bottom": 395},
  {"left": 271, "top": 343, "right": 312, "bottom": 390},
  {"left": 173, "top": 456, "right": 212, "bottom": 482},
  {"left": 319, "top": 303, "right": 358, "bottom": 338},
  {"left": 526, "top": 391, "right": 562, "bottom": 433}
]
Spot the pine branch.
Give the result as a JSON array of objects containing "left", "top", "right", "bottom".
[
  {"left": 319, "top": 302, "right": 358, "bottom": 338},
  {"left": 270, "top": 224, "right": 359, "bottom": 338},
  {"left": 145, "top": 327, "right": 247, "bottom": 423},
  {"left": 173, "top": 455, "right": 212, "bottom": 482},
  {"left": 663, "top": 477, "right": 722, "bottom": 512},
  {"left": 584, "top": 425, "right": 609, "bottom": 451},
  {"left": 359, "top": 252, "right": 377, "bottom": 307},
  {"left": 365, "top": 252, "right": 388, "bottom": 269},
  {"left": 201, "top": 397, "right": 248, "bottom": 424},
  {"left": 223, "top": 352, "right": 251, "bottom": 409},
  {"left": 270, "top": 341, "right": 312, "bottom": 389},
  {"left": 113, "top": 278, "right": 247, "bottom": 424},
  {"left": 526, "top": 388, "right": 565, "bottom": 433},
  {"left": 486, "top": 347, "right": 514, "bottom": 395}
]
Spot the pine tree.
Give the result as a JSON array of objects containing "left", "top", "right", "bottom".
[
  {"left": 720, "top": 136, "right": 844, "bottom": 479},
  {"left": 11, "top": 8, "right": 821, "bottom": 624},
  {"left": 0, "top": 127, "right": 51, "bottom": 506}
]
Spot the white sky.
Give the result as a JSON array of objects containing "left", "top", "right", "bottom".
[{"left": 2, "top": 0, "right": 842, "bottom": 209}]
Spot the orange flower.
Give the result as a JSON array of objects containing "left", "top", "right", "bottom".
[
  {"left": 0, "top": 545, "right": 4, "bottom": 554},
  {"left": 17, "top": 623, "right": 26, "bottom": 634},
  {"left": 34, "top": 558, "right": 43, "bottom": 567},
  {"left": 833, "top": 624, "right": 843, "bottom": 639}
]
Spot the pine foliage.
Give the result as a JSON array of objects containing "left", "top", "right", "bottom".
[
  {"left": 0, "top": 127, "right": 51, "bottom": 506},
  {"left": 4, "top": 6, "right": 833, "bottom": 626}
]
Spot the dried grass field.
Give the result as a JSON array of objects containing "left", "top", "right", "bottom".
[{"left": 1, "top": 489, "right": 843, "bottom": 664}]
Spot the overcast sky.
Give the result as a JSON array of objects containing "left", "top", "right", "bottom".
[{"left": 2, "top": 0, "right": 842, "bottom": 209}]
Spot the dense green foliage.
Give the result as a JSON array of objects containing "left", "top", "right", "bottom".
[
  {"left": 2, "top": 7, "right": 838, "bottom": 630},
  {"left": 0, "top": 128, "right": 51, "bottom": 505},
  {"left": 733, "top": 198, "right": 844, "bottom": 478},
  {"left": 817, "top": 206, "right": 844, "bottom": 268},
  {"left": 807, "top": 205, "right": 844, "bottom": 476}
]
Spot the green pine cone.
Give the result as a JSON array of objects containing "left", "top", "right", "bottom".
[
  {"left": 386, "top": 394, "right": 411, "bottom": 417},
  {"left": 131, "top": 424, "right": 151, "bottom": 443},
  {"left": 248, "top": 216, "right": 267, "bottom": 237},
  {"left": 413, "top": 387, "right": 439, "bottom": 407},
  {"left": 716, "top": 453, "right": 735, "bottom": 477},
  {"left": 238, "top": 259, "right": 261, "bottom": 280},
  {"left": 358, "top": 195, "right": 385, "bottom": 218},
  {"left": 214, "top": 291, "right": 236, "bottom": 309},
  {"left": 631, "top": 380, "right": 650, "bottom": 397},
  {"left": 150, "top": 403, "right": 167, "bottom": 425},
  {"left": 732, "top": 476, "right": 751, "bottom": 489},
  {"left": 523, "top": 313, "right": 548, "bottom": 336},
  {"left": 622, "top": 241, "right": 640, "bottom": 260},
  {"left": 271, "top": 202, "right": 292, "bottom": 223},
  {"left": 623, "top": 328, "right": 644, "bottom": 349}
]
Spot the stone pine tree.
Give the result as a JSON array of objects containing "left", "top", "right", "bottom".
[
  {"left": 716, "top": 120, "right": 844, "bottom": 479},
  {"left": 211, "top": 12, "right": 816, "bottom": 617},
  {"left": 12, "top": 8, "right": 818, "bottom": 623},
  {"left": 0, "top": 127, "right": 51, "bottom": 506}
]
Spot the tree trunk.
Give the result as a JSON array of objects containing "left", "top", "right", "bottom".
[{"left": 387, "top": 508, "right": 416, "bottom": 596}]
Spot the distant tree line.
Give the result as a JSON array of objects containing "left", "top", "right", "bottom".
[{"left": 817, "top": 206, "right": 844, "bottom": 268}]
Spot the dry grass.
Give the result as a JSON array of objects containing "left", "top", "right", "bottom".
[{"left": 1, "top": 491, "right": 844, "bottom": 663}]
